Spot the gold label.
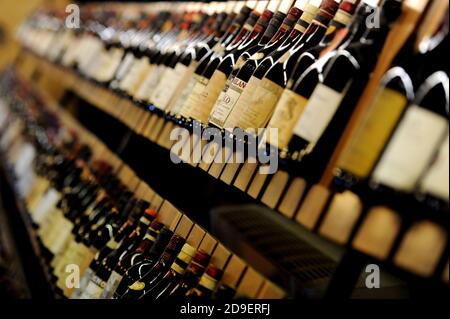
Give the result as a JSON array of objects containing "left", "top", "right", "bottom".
[
  {"left": 333, "top": 9, "right": 353, "bottom": 27},
  {"left": 225, "top": 77, "right": 284, "bottom": 129},
  {"left": 265, "top": 89, "right": 309, "bottom": 149},
  {"left": 129, "top": 281, "right": 145, "bottom": 291},
  {"left": 338, "top": 88, "right": 408, "bottom": 178},
  {"left": 199, "top": 275, "right": 217, "bottom": 290}
]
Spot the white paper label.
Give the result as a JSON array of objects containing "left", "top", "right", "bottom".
[
  {"left": 419, "top": 135, "right": 449, "bottom": 200},
  {"left": 31, "top": 188, "right": 61, "bottom": 224},
  {"left": 225, "top": 77, "right": 284, "bottom": 129},
  {"left": 209, "top": 75, "right": 248, "bottom": 128},
  {"left": 372, "top": 105, "right": 448, "bottom": 191},
  {"left": 179, "top": 75, "right": 209, "bottom": 119},
  {"left": 293, "top": 83, "right": 344, "bottom": 144},
  {"left": 170, "top": 76, "right": 199, "bottom": 115},
  {"left": 136, "top": 65, "right": 164, "bottom": 102},
  {"left": 151, "top": 63, "right": 188, "bottom": 110},
  {"left": 115, "top": 53, "right": 135, "bottom": 82}
]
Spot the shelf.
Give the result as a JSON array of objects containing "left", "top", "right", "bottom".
[{"left": 16, "top": 51, "right": 449, "bottom": 297}]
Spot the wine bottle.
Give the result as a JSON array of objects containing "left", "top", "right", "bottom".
[
  {"left": 138, "top": 244, "right": 199, "bottom": 300},
  {"left": 185, "top": 264, "right": 223, "bottom": 298},
  {"left": 181, "top": 0, "right": 291, "bottom": 124},
  {"left": 264, "top": 0, "right": 367, "bottom": 151},
  {"left": 120, "top": 234, "right": 185, "bottom": 300},
  {"left": 112, "top": 227, "right": 174, "bottom": 299},
  {"left": 284, "top": 0, "right": 402, "bottom": 184},
  {"left": 79, "top": 205, "right": 157, "bottom": 299},
  {"left": 100, "top": 220, "right": 164, "bottom": 299},
  {"left": 161, "top": 250, "right": 211, "bottom": 299},
  {"left": 167, "top": 2, "right": 255, "bottom": 120},
  {"left": 70, "top": 209, "right": 140, "bottom": 299},
  {"left": 145, "top": 3, "right": 223, "bottom": 111},
  {"left": 369, "top": 70, "right": 448, "bottom": 197},
  {"left": 334, "top": 10, "right": 448, "bottom": 193},
  {"left": 176, "top": 0, "right": 270, "bottom": 123}
]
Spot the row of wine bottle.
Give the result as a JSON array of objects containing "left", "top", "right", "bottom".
[
  {"left": 19, "top": 0, "right": 449, "bottom": 222},
  {"left": 0, "top": 68, "right": 285, "bottom": 300},
  {"left": 17, "top": 0, "right": 449, "bottom": 210},
  {"left": 17, "top": 0, "right": 399, "bottom": 184}
]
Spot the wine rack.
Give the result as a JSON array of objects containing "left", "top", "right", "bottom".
[
  {"left": 2, "top": 0, "right": 448, "bottom": 299},
  {"left": 13, "top": 48, "right": 448, "bottom": 298}
]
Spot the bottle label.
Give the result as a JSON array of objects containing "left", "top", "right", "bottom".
[
  {"left": 419, "top": 135, "right": 449, "bottom": 200},
  {"left": 225, "top": 77, "right": 284, "bottom": 129},
  {"left": 209, "top": 75, "right": 247, "bottom": 128},
  {"left": 31, "top": 188, "right": 61, "bottom": 224},
  {"left": 115, "top": 53, "right": 136, "bottom": 82},
  {"left": 118, "top": 58, "right": 142, "bottom": 92},
  {"left": 293, "top": 83, "right": 344, "bottom": 144},
  {"left": 179, "top": 75, "right": 210, "bottom": 119},
  {"left": 337, "top": 88, "right": 408, "bottom": 178},
  {"left": 166, "top": 63, "right": 198, "bottom": 113},
  {"left": 129, "top": 58, "right": 153, "bottom": 96},
  {"left": 372, "top": 105, "right": 448, "bottom": 191},
  {"left": 265, "top": 89, "right": 309, "bottom": 149},
  {"left": 151, "top": 63, "right": 189, "bottom": 110},
  {"left": 100, "top": 271, "right": 124, "bottom": 299},
  {"left": 188, "top": 70, "right": 228, "bottom": 124},
  {"left": 80, "top": 276, "right": 106, "bottom": 299},
  {"left": 171, "top": 75, "right": 201, "bottom": 116},
  {"left": 95, "top": 48, "right": 124, "bottom": 82},
  {"left": 48, "top": 216, "right": 73, "bottom": 254},
  {"left": 133, "top": 64, "right": 158, "bottom": 102}
]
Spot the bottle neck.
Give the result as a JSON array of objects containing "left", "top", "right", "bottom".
[
  {"left": 279, "top": 2, "right": 322, "bottom": 49},
  {"left": 259, "top": 11, "right": 287, "bottom": 45},
  {"left": 291, "top": 0, "right": 340, "bottom": 51},
  {"left": 220, "top": 6, "right": 253, "bottom": 46},
  {"left": 228, "top": 11, "right": 262, "bottom": 49},
  {"left": 319, "top": 0, "right": 359, "bottom": 47},
  {"left": 241, "top": 9, "right": 276, "bottom": 48},
  {"left": 265, "top": 5, "right": 304, "bottom": 47}
]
